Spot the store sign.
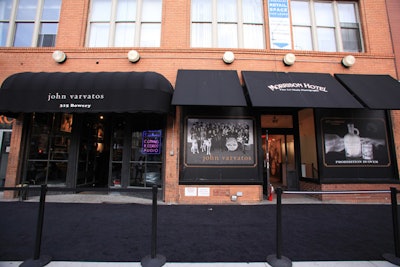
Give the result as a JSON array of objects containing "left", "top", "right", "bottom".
[
  {"left": 267, "top": 83, "right": 328, "bottom": 93},
  {"left": 47, "top": 92, "right": 105, "bottom": 110},
  {"left": 142, "top": 130, "right": 162, "bottom": 154},
  {"left": 268, "top": 0, "right": 291, "bottom": 49}
]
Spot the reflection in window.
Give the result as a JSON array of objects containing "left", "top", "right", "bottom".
[
  {"left": 0, "top": 0, "right": 61, "bottom": 47},
  {"left": 130, "top": 130, "right": 162, "bottom": 187},
  {"left": 291, "top": 0, "right": 362, "bottom": 52},
  {"left": 26, "top": 113, "right": 71, "bottom": 186},
  {"left": 88, "top": 0, "right": 162, "bottom": 47},
  {"left": 191, "top": 0, "right": 264, "bottom": 49}
]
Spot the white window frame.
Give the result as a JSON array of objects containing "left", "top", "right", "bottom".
[
  {"left": 1, "top": 0, "right": 61, "bottom": 47},
  {"left": 291, "top": 0, "right": 363, "bottom": 52},
  {"left": 190, "top": 0, "right": 265, "bottom": 49},
  {"left": 87, "top": 0, "right": 162, "bottom": 47}
]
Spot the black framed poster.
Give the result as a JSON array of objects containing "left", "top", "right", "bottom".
[
  {"left": 322, "top": 117, "right": 389, "bottom": 167},
  {"left": 315, "top": 109, "right": 396, "bottom": 181},
  {"left": 185, "top": 117, "right": 256, "bottom": 166}
]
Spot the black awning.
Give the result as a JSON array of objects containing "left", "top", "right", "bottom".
[
  {"left": 0, "top": 72, "right": 173, "bottom": 113},
  {"left": 335, "top": 74, "right": 400, "bottom": 109},
  {"left": 171, "top": 70, "right": 247, "bottom": 106},
  {"left": 242, "top": 71, "right": 363, "bottom": 108}
]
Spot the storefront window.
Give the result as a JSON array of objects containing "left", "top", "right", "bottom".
[
  {"left": 111, "top": 118, "right": 124, "bottom": 186},
  {"left": 0, "top": 130, "right": 11, "bottom": 186},
  {"left": 180, "top": 113, "right": 260, "bottom": 184},
  {"left": 315, "top": 109, "right": 396, "bottom": 181},
  {"left": 26, "top": 113, "right": 71, "bottom": 186},
  {"left": 130, "top": 130, "right": 162, "bottom": 187},
  {"left": 110, "top": 114, "right": 165, "bottom": 188}
]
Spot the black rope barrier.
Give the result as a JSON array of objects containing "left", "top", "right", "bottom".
[
  {"left": 267, "top": 188, "right": 397, "bottom": 267},
  {"left": 141, "top": 185, "right": 166, "bottom": 267},
  {"left": 383, "top": 187, "right": 400, "bottom": 266},
  {"left": 0, "top": 185, "right": 160, "bottom": 267},
  {"left": 0, "top": 185, "right": 398, "bottom": 266}
]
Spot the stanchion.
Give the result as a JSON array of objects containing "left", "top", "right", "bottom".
[
  {"left": 383, "top": 187, "right": 400, "bottom": 265},
  {"left": 20, "top": 184, "right": 51, "bottom": 267},
  {"left": 141, "top": 185, "right": 166, "bottom": 267},
  {"left": 267, "top": 187, "right": 292, "bottom": 267}
]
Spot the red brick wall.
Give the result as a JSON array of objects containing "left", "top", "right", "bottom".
[
  {"left": 386, "top": 0, "right": 400, "bottom": 78},
  {"left": 300, "top": 181, "right": 399, "bottom": 204}
]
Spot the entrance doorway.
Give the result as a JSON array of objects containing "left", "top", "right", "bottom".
[
  {"left": 261, "top": 114, "right": 299, "bottom": 191},
  {"left": 263, "top": 133, "right": 296, "bottom": 189},
  {"left": 77, "top": 114, "right": 109, "bottom": 187}
]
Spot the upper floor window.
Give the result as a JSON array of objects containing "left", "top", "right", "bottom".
[
  {"left": 88, "top": 0, "right": 162, "bottom": 47},
  {"left": 191, "top": 0, "right": 265, "bottom": 49},
  {"left": 0, "top": 0, "right": 61, "bottom": 47},
  {"left": 291, "top": 0, "right": 362, "bottom": 52}
]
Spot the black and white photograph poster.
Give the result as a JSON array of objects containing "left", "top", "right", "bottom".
[
  {"left": 322, "top": 117, "right": 390, "bottom": 167},
  {"left": 185, "top": 118, "right": 255, "bottom": 166}
]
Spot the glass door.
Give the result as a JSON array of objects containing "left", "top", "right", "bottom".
[
  {"left": 130, "top": 130, "right": 162, "bottom": 187},
  {"left": 109, "top": 114, "right": 164, "bottom": 188},
  {"left": 263, "top": 133, "right": 297, "bottom": 189},
  {"left": 25, "top": 113, "right": 71, "bottom": 186},
  {"left": 77, "top": 114, "right": 109, "bottom": 187}
]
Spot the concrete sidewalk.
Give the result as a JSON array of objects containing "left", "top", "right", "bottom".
[
  {"left": 0, "top": 190, "right": 339, "bottom": 205},
  {"left": 1, "top": 261, "right": 399, "bottom": 267}
]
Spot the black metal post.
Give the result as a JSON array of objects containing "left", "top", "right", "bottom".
[
  {"left": 276, "top": 187, "right": 282, "bottom": 259},
  {"left": 392, "top": 187, "right": 400, "bottom": 258},
  {"left": 141, "top": 185, "right": 166, "bottom": 267},
  {"left": 383, "top": 187, "right": 400, "bottom": 265},
  {"left": 151, "top": 184, "right": 158, "bottom": 258},
  {"left": 20, "top": 184, "right": 51, "bottom": 267},
  {"left": 267, "top": 188, "right": 292, "bottom": 267}
]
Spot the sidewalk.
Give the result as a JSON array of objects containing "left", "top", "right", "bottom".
[
  {"left": 1, "top": 261, "right": 399, "bottom": 267},
  {"left": 0, "top": 190, "right": 339, "bottom": 205}
]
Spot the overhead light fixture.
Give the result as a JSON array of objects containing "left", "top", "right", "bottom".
[
  {"left": 52, "top": 50, "right": 67, "bottom": 63},
  {"left": 127, "top": 50, "right": 140, "bottom": 63},
  {"left": 283, "top": 53, "right": 296, "bottom": 66},
  {"left": 222, "top": 51, "right": 235, "bottom": 64},
  {"left": 342, "top": 55, "right": 355, "bottom": 68}
]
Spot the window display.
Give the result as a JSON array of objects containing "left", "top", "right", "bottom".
[
  {"left": 316, "top": 109, "right": 395, "bottom": 181},
  {"left": 185, "top": 117, "right": 255, "bottom": 166}
]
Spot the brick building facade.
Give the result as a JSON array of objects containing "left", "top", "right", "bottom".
[{"left": 0, "top": 0, "right": 400, "bottom": 203}]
